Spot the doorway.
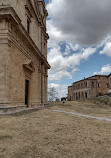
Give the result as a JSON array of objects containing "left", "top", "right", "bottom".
[{"left": 25, "top": 80, "right": 29, "bottom": 106}]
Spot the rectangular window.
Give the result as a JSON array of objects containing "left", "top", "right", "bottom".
[
  {"left": 97, "top": 83, "right": 100, "bottom": 88},
  {"left": 81, "top": 83, "right": 83, "bottom": 88},
  {"left": 27, "top": 18, "right": 30, "bottom": 34},
  {"left": 107, "top": 83, "right": 109, "bottom": 88},
  {"left": 92, "top": 82, "right": 94, "bottom": 88},
  {"left": 86, "top": 82, "right": 87, "bottom": 88}
]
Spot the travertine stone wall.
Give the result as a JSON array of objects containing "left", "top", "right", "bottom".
[
  {"left": 6, "top": 42, "right": 42, "bottom": 106},
  {"left": 0, "top": 0, "right": 26, "bottom": 27},
  {"left": 91, "top": 76, "right": 109, "bottom": 95},
  {"left": 0, "top": 0, "right": 47, "bottom": 57},
  {"left": 0, "top": 43, "right": 8, "bottom": 103},
  {"left": 7, "top": 43, "right": 27, "bottom": 105},
  {"left": 0, "top": 19, "right": 9, "bottom": 104},
  {"left": 0, "top": 0, "right": 50, "bottom": 107}
]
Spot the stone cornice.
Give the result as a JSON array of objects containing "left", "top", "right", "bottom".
[
  {"left": 26, "top": 0, "right": 41, "bottom": 23},
  {"left": 37, "top": 0, "right": 49, "bottom": 35},
  {"left": 0, "top": 5, "right": 50, "bottom": 69},
  {"left": 23, "top": 60, "right": 35, "bottom": 73},
  {"left": 38, "top": 0, "right": 48, "bottom": 17},
  {"left": 0, "top": 5, "right": 21, "bottom": 25}
]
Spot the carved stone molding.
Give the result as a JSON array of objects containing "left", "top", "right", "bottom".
[
  {"left": 0, "top": 5, "right": 50, "bottom": 69},
  {"left": 23, "top": 60, "right": 35, "bottom": 73}
]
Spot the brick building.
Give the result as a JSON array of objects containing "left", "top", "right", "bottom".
[
  {"left": 68, "top": 74, "right": 111, "bottom": 101},
  {"left": 0, "top": 0, "right": 50, "bottom": 107}
]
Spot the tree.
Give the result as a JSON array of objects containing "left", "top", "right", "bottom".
[{"left": 48, "top": 87, "right": 58, "bottom": 102}]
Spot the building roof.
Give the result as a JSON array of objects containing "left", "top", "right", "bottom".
[
  {"left": 72, "top": 74, "right": 108, "bottom": 85},
  {"left": 88, "top": 75, "right": 108, "bottom": 78},
  {"left": 72, "top": 78, "right": 96, "bottom": 85},
  {"left": 68, "top": 86, "right": 72, "bottom": 88},
  {"left": 108, "top": 73, "right": 111, "bottom": 77}
]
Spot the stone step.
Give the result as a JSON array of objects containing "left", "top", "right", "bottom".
[
  {"left": 0, "top": 105, "right": 26, "bottom": 114},
  {"left": 0, "top": 105, "right": 45, "bottom": 116},
  {"left": 0, "top": 107, "right": 43, "bottom": 116}
]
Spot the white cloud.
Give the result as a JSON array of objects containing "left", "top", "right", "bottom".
[
  {"left": 93, "top": 64, "right": 111, "bottom": 75},
  {"left": 47, "top": 0, "right": 111, "bottom": 46},
  {"left": 49, "top": 71, "right": 72, "bottom": 81},
  {"left": 46, "top": 0, "right": 101, "bottom": 82},
  {"left": 63, "top": 43, "right": 80, "bottom": 56},
  {"left": 99, "top": 41, "right": 111, "bottom": 57},
  {"left": 47, "top": 20, "right": 64, "bottom": 43},
  {"left": 48, "top": 45, "right": 96, "bottom": 81},
  {"left": 46, "top": 0, "right": 111, "bottom": 97}
]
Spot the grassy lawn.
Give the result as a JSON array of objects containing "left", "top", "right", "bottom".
[
  {"left": 50, "top": 101, "right": 111, "bottom": 118},
  {"left": 0, "top": 101, "right": 111, "bottom": 158}
]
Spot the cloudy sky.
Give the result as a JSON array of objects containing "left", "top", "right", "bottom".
[{"left": 44, "top": 0, "right": 111, "bottom": 98}]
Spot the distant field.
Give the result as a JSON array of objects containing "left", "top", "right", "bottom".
[
  {"left": 0, "top": 101, "right": 111, "bottom": 158},
  {"left": 50, "top": 100, "right": 111, "bottom": 118}
]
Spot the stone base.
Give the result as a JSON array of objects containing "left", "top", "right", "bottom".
[
  {"left": 0, "top": 105, "right": 27, "bottom": 115},
  {"left": 0, "top": 103, "right": 46, "bottom": 115}
]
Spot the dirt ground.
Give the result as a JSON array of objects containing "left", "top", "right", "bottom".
[{"left": 0, "top": 101, "right": 111, "bottom": 158}]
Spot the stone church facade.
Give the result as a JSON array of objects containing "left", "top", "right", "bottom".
[
  {"left": 68, "top": 74, "right": 111, "bottom": 101},
  {"left": 0, "top": 0, "right": 50, "bottom": 107}
]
